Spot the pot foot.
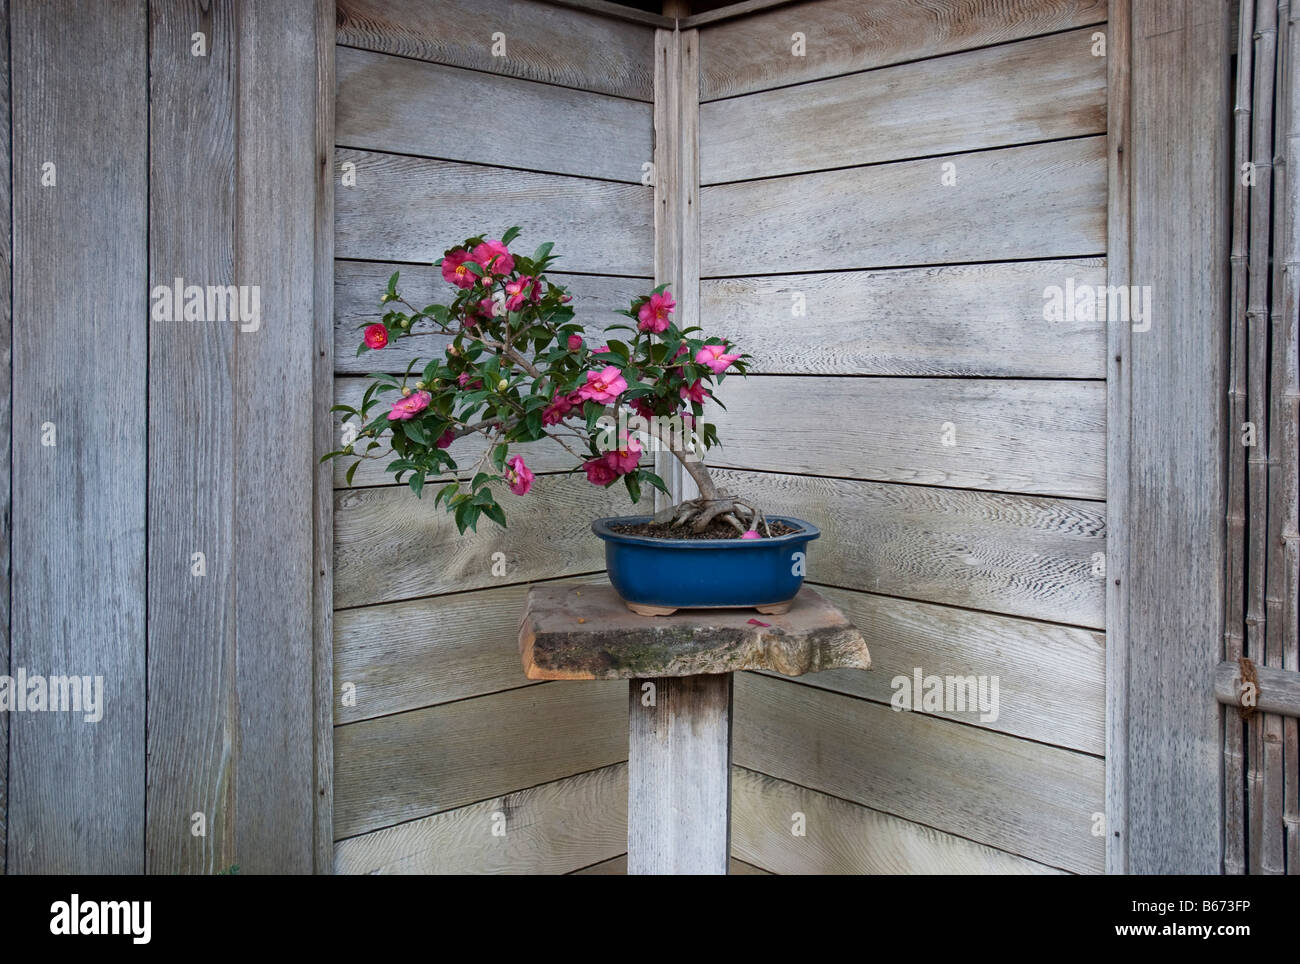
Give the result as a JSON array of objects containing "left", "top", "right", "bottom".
[
  {"left": 755, "top": 602, "right": 792, "bottom": 615},
  {"left": 626, "top": 602, "right": 678, "bottom": 617}
]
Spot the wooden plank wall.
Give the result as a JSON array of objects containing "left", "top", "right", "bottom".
[
  {"left": 695, "top": 0, "right": 1110, "bottom": 873},
  {"left": 4, "top": 0, "right": 331, "bottom": 874},
  {"left": 331, "top": 0, "right": 657, "bottom": 872}
]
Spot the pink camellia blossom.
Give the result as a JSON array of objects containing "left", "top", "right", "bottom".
[
  {"left": 456, "top": 373, "right": 484, "bottom": 390},
  {"left": 695, "top": 343, "right": 742, "bottom": 374},
  {"left": 567, "top": 334, "right": 584, "bottom": 351},
  {"left": 630, "top": 397, "right": 656, "bottom": 421},
  {"left": 583, "top": 458, "right": 618, "bottom": 486},
  {"left": 741, "top": 530, "right": 761, "bottom": 540},
  {"left": 504, "top": 276, "right": 537, "bottom": 311},
  {"left": 436, "top": 428, "right": 456, "bottom": 449},
  {"left": 637, "top": 291, "right": 675, "bottom": 333},
  {"left": 363, "top": 324, "right": 388, "bottom": 349},
  {"left": 604, "top": 437, "right": 641, "bottom": 475},
  {"left": 505, "top": 455, "right": 534, "bottom": 496},
  {"left": 591, "top": 345, "right": 610, "bottom": 354},
  {"left": 471, "top": 240, "right": 514, "bottom": 277},
  {"left": 388, "top": 390, "right": 431, "bottom": 421},
  {"left": 441, "top": 249, "right": 478, "bottom": 290},
  {"left": 542, "top": 391, "right": 575, "bottom": 426},
  {"left": 679, "top": 380, "right": 709, "bottom": 404},
  {"left": 577, "top": 366, "right": 627, "bottom": 404}
]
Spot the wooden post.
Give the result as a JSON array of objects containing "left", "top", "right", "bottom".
[{"left": 628, "top": 675, "right": 733, "bottom": 875}]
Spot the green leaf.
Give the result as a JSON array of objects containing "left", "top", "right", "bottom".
[
  {"left": 623, "top": 472, "right": 642, "bottom": 504},
  {"left": 640, "top": 470, "right": 671, "bottom": 496},
  {"left": 345, "top": 461, "right": 360, "bottom": 487},
  {"left": 502, "top": 225, "right": 523, "bottom": 246},
  {"left": 532, "top": 241, "right": 554, "bottom": 262},
  {"left": 387, "top": 271, "right": 400, "bottom": 296},
  {"left": 481, "top": 501, "right": 507, "bottom": 528},
  {"left": 471, "top": 471, "right": 494, "bottom": 492},
  {"left": 409, "top": 473, "right": 425, "bottom": 497},
  {"left": 435, "top": 483, "right": 459, "bottom": 508},
  {"left": 491, "top": 443, "right": 509, "bottom": 472}
]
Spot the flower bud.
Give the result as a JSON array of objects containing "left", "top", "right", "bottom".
[
  {"left": 402, "top": 386, "right": 412, "bottom": 397},
  {"left": 415, "top": 381, "right": 426, "bottom": 390},
  {"left": 497, "top": 378, "right": 509, "bottom": 392}
]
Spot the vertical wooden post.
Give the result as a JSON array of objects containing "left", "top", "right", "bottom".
[{"left": 628, "top": 674, "right": 733, "bottom": 874}]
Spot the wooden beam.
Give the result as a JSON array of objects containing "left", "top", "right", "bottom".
[
  {"left": 1215, "top": 661, "right": 1300, "bottom": 718},
  {"left": 0, "top": 0, "right": 10, "bottom": 875}
]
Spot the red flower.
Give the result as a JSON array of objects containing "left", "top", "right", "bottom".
[
  {"left": 583, "top": 458, "right": 618, "bottom": 486},
  {"left": 441, "top": 249, "right": 477, "bottom": 290},
  {"left": 363, "top": 324, "right": 388, "bottom": 350}
]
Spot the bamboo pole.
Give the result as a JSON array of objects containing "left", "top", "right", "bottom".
[
  {"left": 1225, "top": 0, "right": 1257, "bottom": 876},
  {"left": 1246, "top": 0, "right": 1281, "bottom": 874}
]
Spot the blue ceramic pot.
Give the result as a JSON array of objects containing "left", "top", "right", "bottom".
[{"left": 591, "top": 515, "right": 820, "bottom": 611}]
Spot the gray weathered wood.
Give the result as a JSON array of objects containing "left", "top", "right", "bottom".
[
  {"left": 627, "top": 674, "right": 732, "bottom": 874},
  {"left": 734, "top": 673, "right": 1104, "bottom": 873},
  {"left": 145, "top": 0, "right": 238, "bottom": 874},
  {"left": 1215, "top": 661, "right": 1300, "bottom": 718},
  {"left": 335, "top": 148, "right": 653, "bottom": 275},
  {"left": 701, "top": 260, "right": 1107, "bottom": 378},
  {"left": 700, "top": 137, "right": 1106, "bottom": 276},
  {"left": 337, "top": 46, "right": 651, "bottom": 182},
  {"left": 519, "top": 584, "right": 871, "bottom": 680},
  {"left": 575, "top": 852, "right": 770, "bottom": 874},
  {"left": 800, "top": 584, "right": 1105, "bottom": 755},
  {"left": 701, "top": 28, "right": 1105, "bottom": 183},
  {"left": 732, "top": 766, "right": 1065, "bottom": 875},
  {"left": 336, "top": 0, "right": 656, "bottom": 100},
  {"left": 0, "top": 0, "right": 10, "bottom": 874},
  {"left": 708, "top": 376, "right": 1106, "bottom": 499},
  {"left": 335, "top": 762, "right": 627, "bottom": 874},
  {"left": 9, "top": 0, "right": 148, "bottom": 874},
  {"left": 710, "top": 468, "right": 1106, "bottom": 628},
  {"left": 652, "top": 27, "right": 681, "bottom": 509},
  {"left": 696, "top": 0, "right": 1106, "bottom": 100},
  {"left": 333, "top": 680, "right": 626, "bottom": 838},
  {"left": 1123, "top": 0, "right": 1230, "bottom": 875}
]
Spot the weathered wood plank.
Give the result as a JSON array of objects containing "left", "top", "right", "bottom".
[
  {"left": 334, "top": 261, "right": 650, "bottom": 375},
  {"left": 335, "top": 763, "right": 627, "bottom": 874},
  {"left": 520, "top": 584, "right": 871, "bottom": 680},
  {"left": 701, "top": 28, "right": 1106, "bottom": 183},
  {"left": 335, "top": 148, "right": 654, "bottom": 275},
  {"left": 575, "top": 852, "right": 770, "bottom": 874},
  {"left": 701, "top": 260, "right": 1107, "bottom": 378},
  {"left": 336, "top": 0, "right": 655, "bottom": 100},
  {"left": 1122, "top": 0, "right": 1230, "bottom": 875},
  {"left": 334, "top": 680, "right": 627, "bottom": 838},
  {"left": 700, "top": 137, "right": 1107, "bottom": 276},
  {"left": 232, "top": 0, "right": 321, "bottom": 872},
  {"left": 145, "top": 0, "right": 238, "bottom": 875},
  {"left": 0, "top": 0, "right": 11, "bottom": 874},
  {"left": 336, "top": 47, "right": 651, "bottom": 182},
  {"left": 708, "top": 376, "right": 1106, "bottom": 499},
  {"left": 9, "top": 0, "right": 148, "bottom": 874},
  {"left": 710, "top": 469, "right": 1106, "bottom": 628},
  {"left": 697, "top": 0, "right": 1106, "bottom": 100},
  {"left": 732, "top": 766, "right": 1065, "bottom": 874},
  {"left": 628, "top": 674, "right": 732, "bottom": 874},
  {"left": 733, "top": 673, "right": 1105, "bottom": 873},
  {"left": 334, "top": 576, "right": 605, "bottom": 724},
  {"left": 334, "top": 473, "right": 634, "bottom": 608},
  {"left": 1215, "top": 661, "right": 1300, "bottom": 718},
  {"left": 796, "top": 584, "right": 1105, "bottom": 755}
]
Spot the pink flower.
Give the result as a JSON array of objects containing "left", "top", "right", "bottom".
[
  {"left": 505, "top": 455, "right": 533, "bottom": 495},
  {"left": 583, "top": 458, "right": 618, "bottom": 486},
  {"left": 637, "top": 291, "right": 675, "bottom": 333},
  {"left": 679, "top": 380, "right": 709, "bottom": 404},
  {"left": 567, "top": 334, "right": 584, "bottom": 351},
  {"left": 441, "top": 249, "right": 477, "bottom": 290},
  {"left": 630, "top": 397, "right": 656, "bottom": 420},
  {"left": 471, "top": 240, "right": 514, "bottom": 277},
  {"left": 504, "top": 276, "right": 537, "bottom": 311},
  {"left": 363, "top": 324, "right": 388, "bottom": 349},
  {"left": 388, "top": 390, "right": 431, "bottom": 421},
  {"left": 695, "top": 343, "right": 741, "bottom": 374},
  {"left": 436, "top": 428, "right": 455, "bottom": 449},
  {"left": 591, "top": 345, "right": 610, "bottom": 354},
  {"left": 604, "top": 437, "right": 641, "bottom": 475},
  {"left": 457, "top": 373, "right": 483, "bottom": 390},
  {"left": 741, "top": 530, "right": 761, "bottom": 540},
  {"left": 542, "top": 391, "right": 575, "bottom": 426},
  {"left": 577, "top": 366, "right": 627, "bottom": 404}
]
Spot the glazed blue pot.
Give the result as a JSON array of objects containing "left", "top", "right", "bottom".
[{"left": 591, "top": 515, "right": 820, "bottom": 612}]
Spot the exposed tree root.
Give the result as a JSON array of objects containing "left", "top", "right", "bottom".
[{"left": 653, "top": 492, "right": 773, "bottom": 536}]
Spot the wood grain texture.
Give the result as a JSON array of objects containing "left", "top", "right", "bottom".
[
  {"left": 1215, "top": 661, "right": 1300, "bottom": 718},
  {"left": 732, "top": 766, "right": 1065, "bottom": 874},
  {"left": 520, "top": 584, "right": 871, "bottom": 680},
  {"left": 696, "top": 0, "right": 1106, "bottom": 100},
  {"left": 335, "top": 575, "right": 604, "bottom": 724},
  {"left": 701, "top": 260, "right": 1107, "bottom": 378},
  {"left": 335, "top": 763, "right": 627, "bottom": 874},
  {"left": 0, "top": 0, "right": 10, "bottom": 874},
  {"left": 700, "top": 137, "right": 1107, "bottom": 276},
  {"left": 1122, "top": 0, "right": 1230, "bottom": 875},
  {"left": 335, "top": 148, "right": 654, "bottom": 275},
  {"left": 798, "top": 583, "right": 1105, "bottom": 755},
  {"left": 9, "top": 0, "right": 148, "bottom": 873},
  {"left": 574, "top": 852, "right": 770, "bottom": 874},
  {"left": 336, "top": 46, "right": 651, "bottom": 182},
  {"left": 336, "top": 0, "right": 655, "bottom": 100},
  {"left": 710, "top": 469, "right": 1106, "bottom": 628},
  {"left": 734, "top": 673, "right": 1104, "bottom": 872},
  {"left": 232, "top": 0, "right": 321, "bottom": 873},
  {"left": 708, "top": 376, "right": 1106, "bottom": 499},
  {"left": 145, "top": 0, "right": 238, "bottom": 874},
  {"left": 701, "top": 28, "right": 1106, "bottom": 183},
  {"left": 334, "top": 680, "right": 627, "bottom": 838},
  {"left": 628, "top": 674, "right": 732, "bottom": 874},
  {"left": 334, "top": 473, "right": 633, "bottom": 608}
]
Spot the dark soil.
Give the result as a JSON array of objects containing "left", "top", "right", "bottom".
[{"left": 611, "top": 519, "right": 801, "bottom": 540}]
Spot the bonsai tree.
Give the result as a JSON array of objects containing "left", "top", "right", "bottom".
[{"left": 327, "top": 228, "right": 771, "bottom": 537}]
